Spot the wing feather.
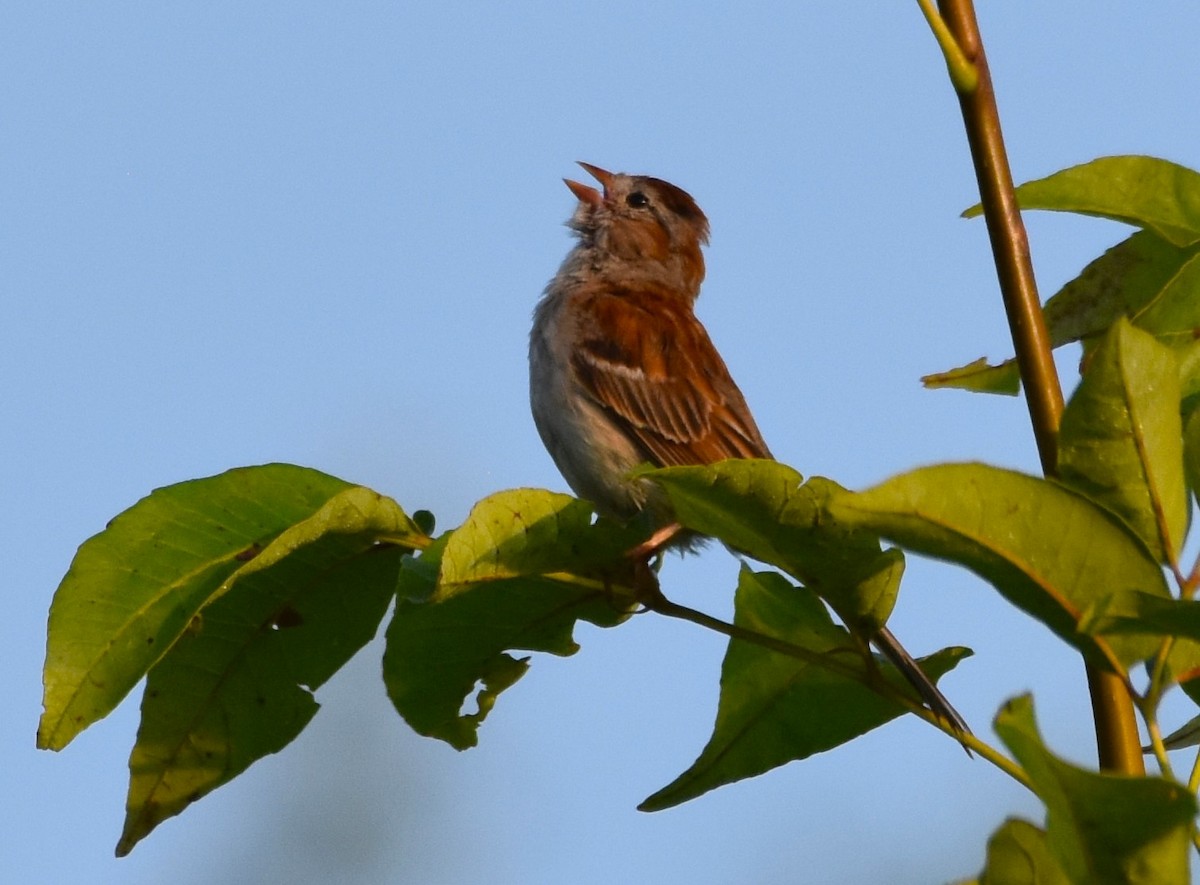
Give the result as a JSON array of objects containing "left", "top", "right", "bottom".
[{"left": 571, "top": 285, "right": 772, "bottom": 468}]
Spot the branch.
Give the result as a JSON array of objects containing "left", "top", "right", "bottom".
[{"left": 933, "top": 0, "right": 1145, "bottom": 775}]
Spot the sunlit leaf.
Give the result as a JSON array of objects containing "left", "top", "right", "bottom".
[
  {"left": 827, "top": 463, "right": 1169, "bottom": 669},
  {"left": 639, "top": 461, "right": 904, "bottom": 633},
  {"left": 965, "top": 156, "right": 1200, "bottom": 246},
  {"left": 438, "top": 487, "right": 645, "bottom": 593},
  {"left": 39, "top": 464, "right": 354, "bottom": 751},
  {"left": 921, "top": 357, "right": 1020, "bottom": 395},
  {"left": 1058, "top": 320, "right": 1186, "bottom": 563},
  {"left": 384, "top": 489, "right": 639, "bottom": 750},
  {"left": 639, "top": 568, "right": 968, "bottom": 811},
  {"left": 995, "top": 696, "right": 1194, "bottom": 885},
  {"left": 117, "top": 486, "right": 416, "bottom": 855}
]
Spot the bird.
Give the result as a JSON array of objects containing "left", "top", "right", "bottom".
[{"left": 529, "top": 162, "right": 968, "bottom": 736}]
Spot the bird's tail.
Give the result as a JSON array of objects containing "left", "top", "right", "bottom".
[{"left": 873, "top": 625, "right": 971, "bottom": 739}]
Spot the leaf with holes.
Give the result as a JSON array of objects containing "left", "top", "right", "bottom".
[
  {"left": 384, "top": 489, "right": 642, "bottom": 749},
  {"left": 39, "top": 464, "right": 356, "bottom": 752},
  {"left": 116, "top": 486, "right": 418, "bottom": 856}
]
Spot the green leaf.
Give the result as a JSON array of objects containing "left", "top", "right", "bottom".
[
  {"left": 1185, "top": 408, "right": 1200, "bottom": 504},
  {"left": 1045, "top": 231, "right": 1200, "bottom": 344},
  {"left": 1177, "top": 342, "right": 1200, "bottom": 416},
  {"left": 965, "top": 156, "right": 1200, "bottom": 246},
  {"left": 922, "top": 357, "right": 1020, "bottom": 395},
  {"left": 826, "top": 463, "right": 1169, "bottom": 669},
  {"left": 438, "top": 487, "right": 645, "bottom": 593},
  {"left": 1127, "top": 250, "right": 1200, "bottom": 347},
  {"left": 1081, "top": 591, "right": 1200, "bottom": 644},
  {"left": 39, "top": 464, "right": 355, "bottom": 751},
  {"left": 639, "top": 461, "right": 904, "bottom": 633},
  {"left": 994, "top": 695, "right": 1194, "bottom": 885},
  {"left": 925, "top": 232, "right": 1199, "bottom": 397},
  {"left": 116, "top": 486, "right": 415, "bottom": 856},
  {"left": 978, "top": 819, "right": 1070, "bottom": 885},
  {"left": 1077, "top": 591, "right": 1200, "bottom": 684},
  {"left": 383, "top": 489, "right": 638, "bottom": 750},
  {"left": 1058, "top": 320, "right": 1186, "bottom": 563},
  {"left": 943, "top": 157, "right": 1200, "bottom": 398},
  {"left": 639, "top": 568, "right": 969, "bottom": 811},
  {"left": 1160, "top": 713, "right": 1200, "bottom": 750}
]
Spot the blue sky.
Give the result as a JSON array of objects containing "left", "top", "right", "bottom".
[{"left": 7, "top": 5, "right": 1200, "bottom": 884}]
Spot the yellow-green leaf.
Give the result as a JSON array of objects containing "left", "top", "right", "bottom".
[
  {"left": 994, "top": 696, "right": 1194, "bottom": 885},
  {"left": 39, "top": 464, "right": 355, "bottom": 751},
  {"left": 965, "top": 156, "right": 1200, "bottom": 246},
  {"left": 827, "top": 463, "right": 1169, "bottom": 669},
  {"left": 116, "top": 486, "right": 417, "bottom": 855},
  {"left": 1058, "top": 319, "right": 1186, "bottom": 563}
]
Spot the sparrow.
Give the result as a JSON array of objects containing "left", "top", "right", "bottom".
[{"left": 529, "top": 162, "right": 968, "bottom": 735}]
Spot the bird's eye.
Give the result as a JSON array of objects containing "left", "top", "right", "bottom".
[{"left": 626, "top": 191, "right": 649, "bottom": 208}]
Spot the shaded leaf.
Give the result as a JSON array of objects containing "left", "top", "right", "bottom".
[
  {"left": 1176, "top": 342, "right": 1200, "bottom": 416},
  {"left": 965, "top": 156, "right": 1200, "bottom": 246},
  {"left": 978, "top": 818, "right": 1070, "bottom": 885},
  {"left": 383, "top": 489, "right": 638, "bottom": 750},
  {"left": 1078, "top": 591, "right": 1200, "bottom": 684},
  {"left": 1043, "top": 232, "right": 1197, "bottom": 346},
  {"left": 1129, "top": 250, "right": 1200, "bottom": 347},
  {"left": 995, "top": 695, "right": 1194, "bottom": 885},
  {"left": 117, "top": 486, "right": 414, "bottom": 855},
  {"left": 639, "top": 569, "right": 969, "bottom": 811},
  {"left": 827, "top": 463, "right": 1169, "bottom": 669},
  {"left": 1185, "top": 408, "right": 1200, "bottom": 505},
  {"left": 1081, "top": 591, "right": 1200, "bottom": 644},
  {"left": 40, "top": 464, "right": 354, "bottom": 751},
  {"left": 1058, "top": 320, "right": 1186, "bottom": 563}
]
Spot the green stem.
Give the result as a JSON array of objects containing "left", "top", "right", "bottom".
[
  {"left": 936, "top": 0, "right": 1145, "bottom": 775},
  {"left": 915, "top": 0, "right": 978, "bottom": 92},
  {"left": 643, "top": 589, "right": 876, "bottom": 687},
  {"left": 1141, "top": 711, "right": 1176, "bottom": 781}
]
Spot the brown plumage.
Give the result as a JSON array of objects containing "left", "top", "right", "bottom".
[
  {"left": 529, "top": 163, "right": 968, "bottom": 736},
  {"left": 531, "top": 163, "right": 771, "bottom": 520}
]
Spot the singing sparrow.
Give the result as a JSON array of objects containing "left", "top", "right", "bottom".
[{"left": 529, "top": 163, "right": 967, "bottom": 734}]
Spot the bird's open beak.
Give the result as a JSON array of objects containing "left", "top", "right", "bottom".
[{"left": 563, "top": 161, "right": 615, "bottom": 207}]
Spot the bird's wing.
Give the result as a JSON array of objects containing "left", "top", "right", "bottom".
[{"left": 571, "top": 286, "right": 772, "bottom": 467}]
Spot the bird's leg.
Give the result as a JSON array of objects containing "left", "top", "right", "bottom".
[{"left": 626, "top": 520, "right": 684, "bottom": 561}]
